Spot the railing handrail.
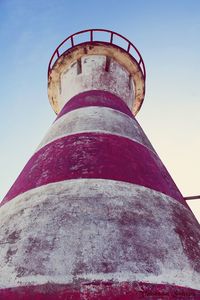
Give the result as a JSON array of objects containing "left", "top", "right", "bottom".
[{"left": 48, "top": 29, "right": 146, "bottom": 80}]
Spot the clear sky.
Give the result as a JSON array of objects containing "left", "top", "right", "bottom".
[{"left": 0, "top": 0, "right": 199, "bottom": 222}]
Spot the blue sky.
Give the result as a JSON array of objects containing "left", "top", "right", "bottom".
[{"left": 0, "top": 0, "right": 200, "bottom": 221}]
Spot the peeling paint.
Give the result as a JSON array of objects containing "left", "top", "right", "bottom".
[
  {"left": 37, "top": 106, "right": 155, "bottom": 153},
  {"left": 48, "top": 43, "right": 145, "bottom": 115},
  {"left": 2, "top": 133, "right": 184, "bottom": 205},
  {"left": 1, "top": 281, "right": 200, "bottom": 299},
  {"left": 59, "top": 55, "right": 134, "bottom": 112},
  {"left": 1, "top": 32, "right": 199, "bottom": 298},
  {"left": 0, "top": 180, "right": 199, "bottom": 290},
  {"left": 55, "top": 90, "right": 134, "bottom": 120}
]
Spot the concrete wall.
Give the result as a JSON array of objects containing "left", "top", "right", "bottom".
[{"left": 0, "top": 91, "right": 200, "bottom": 298}]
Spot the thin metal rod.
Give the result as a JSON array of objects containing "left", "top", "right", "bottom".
[
  {"left": 184, "top": 195, "right": 200, "bottom": 200},
  {"left": 71, "top": 36, "right": 74, "bottom": 47},
  {"left": 90, "top": 30, "right": 93, "bottom": 41},
  {"left": 110, "top": 32, "right": 113, "bottom": 43}
]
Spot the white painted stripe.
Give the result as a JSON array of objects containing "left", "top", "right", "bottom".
[
  {"left": 0, "top": 179, "right": 199, "bottom": 289},
  {"left": 37, "top": 106, "right": 155, "bottom": 153},
  {"left": 49, "top": 54, "right": 135, "bottom": 114}
]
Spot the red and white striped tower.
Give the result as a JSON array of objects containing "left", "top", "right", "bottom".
[{"left": 0, "top": 29, "right": 200, "bottom": 299}]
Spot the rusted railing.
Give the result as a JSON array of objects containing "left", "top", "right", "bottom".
[{"left": 48, "top": 29, "right": 146, "bottom": 80}]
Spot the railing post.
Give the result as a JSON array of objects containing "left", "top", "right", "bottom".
[
  {"left": 110, "top": 32, "right": 113, "bottom": 43},
  {"left": 71, "top": 36, "right": 74, "bottom": 47},
  {"left": 90, "top": 30, "right": 93, "bottom": 42}
]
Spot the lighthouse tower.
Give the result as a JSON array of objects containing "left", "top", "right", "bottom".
[{"left": 0, "top": 29, "right": 200, "bottom": 299}]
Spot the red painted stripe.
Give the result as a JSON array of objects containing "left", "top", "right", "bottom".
[
  {"left": 0, "top": 281, "right": 199, "bottom": 299},
  {"left": 2, "top": 133, "right": 185, "bottom": 206},
  {"left": 56, "top": 90, "right": 134, "bottom": 120}
]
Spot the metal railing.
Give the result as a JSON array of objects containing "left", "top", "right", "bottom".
[{"left": 48, "top": 29, "right": 146, "bottom": 80}]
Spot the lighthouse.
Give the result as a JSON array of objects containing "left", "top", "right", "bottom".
[{"left": 0, "top": 29, "right": 200, "bottom": 299}]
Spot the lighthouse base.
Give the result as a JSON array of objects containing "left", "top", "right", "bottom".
[{"left": 1, "top": 281, "right": 200, "bottom": 300}]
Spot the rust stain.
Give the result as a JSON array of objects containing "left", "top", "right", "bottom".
[{"left": 48, "top": 43, "right": 145, "bottom": 115}]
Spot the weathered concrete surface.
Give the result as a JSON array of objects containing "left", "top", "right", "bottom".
[
  {"left": 60, "top": 55, "right": 134, "bottom": 110},
  {"left": 1, "top": 30, "right": 199, "bottom": 299},
  {"left": 1, "top": 87, "right": 198, "bottom": 298},
  {"left": 2, "top": 133, "right": 184, "bottom": 205},
  {"left": 55, "top": 90, "right": 134, "bottom": 120},
  {"left": 48, "top": 43, "right": 145, "bottom": 115},
  {"left": 38, "top": 106, "right": 155, "bottom": 152},
  {"left": 0, "top": 180, "right": 199, "bottom": 291},
  {"left": 1, "top": 281, "right": 200, "bottom": 299}
]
